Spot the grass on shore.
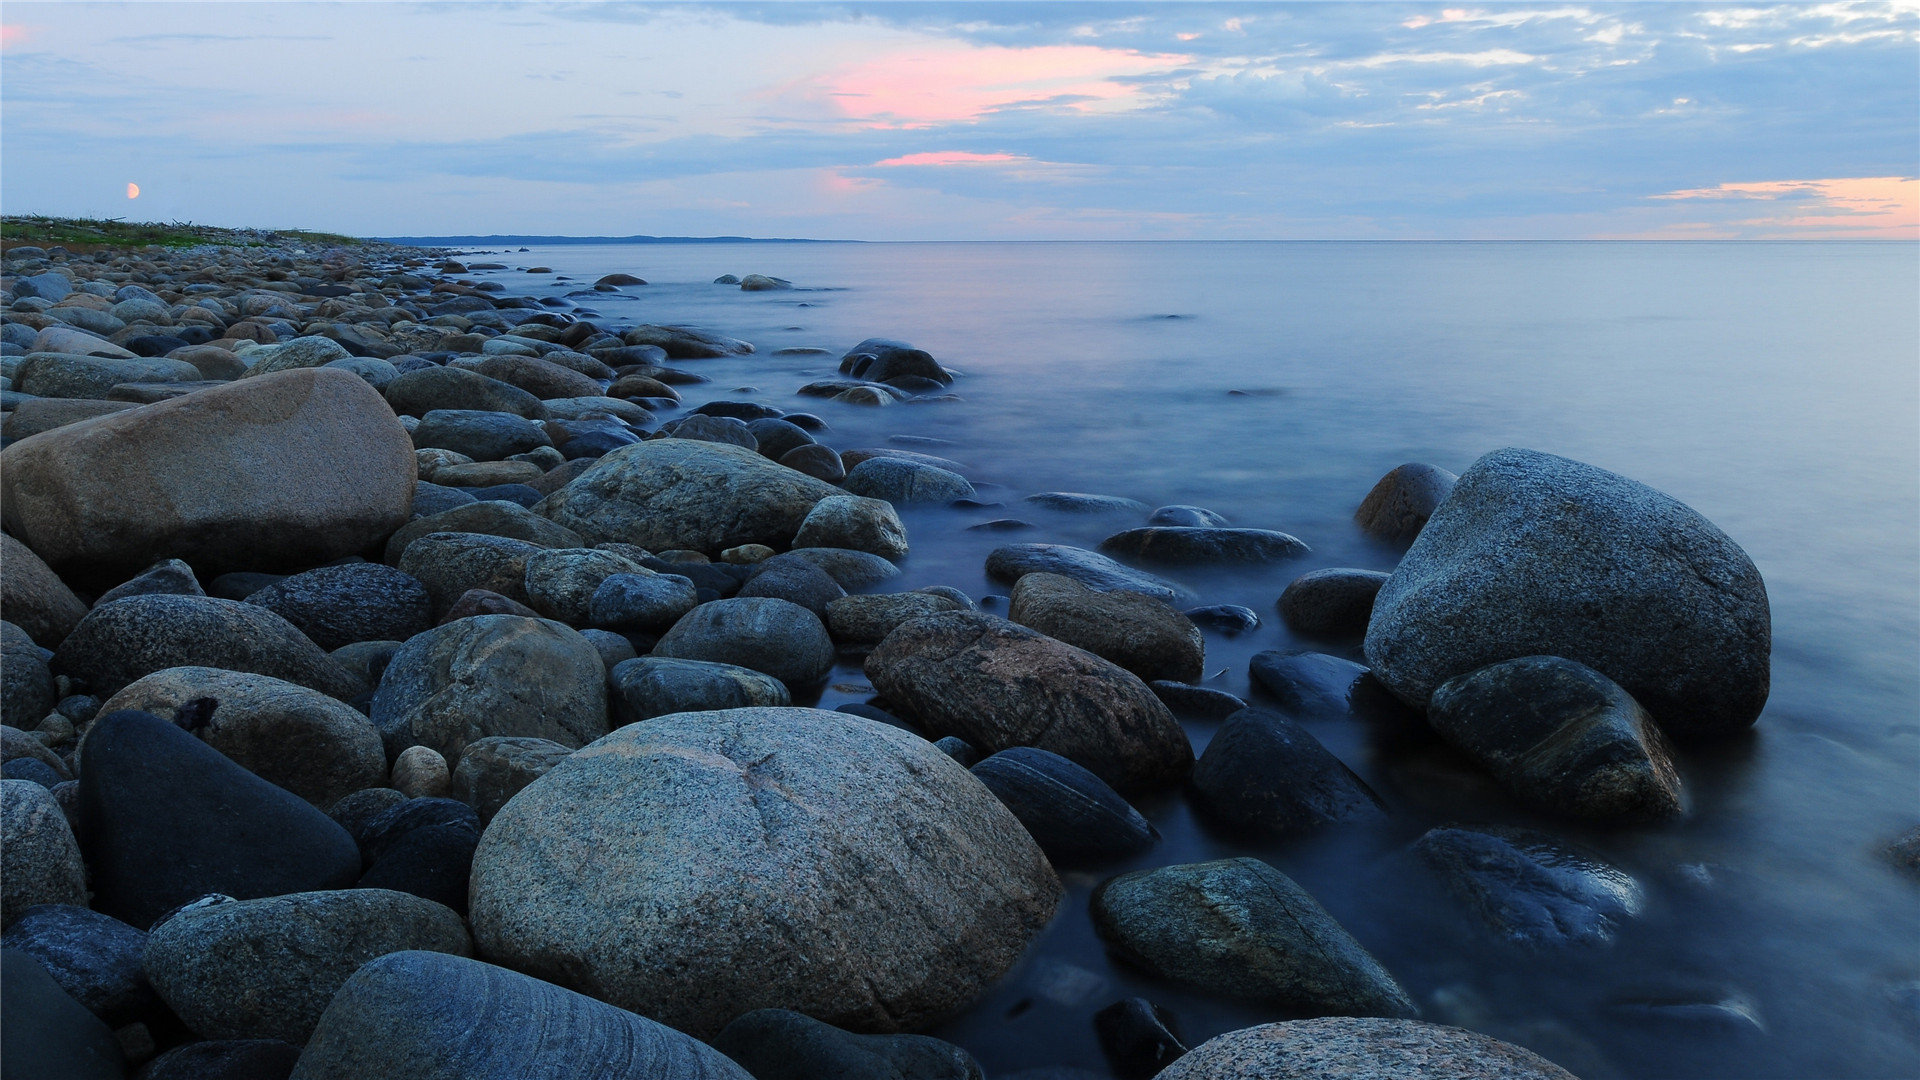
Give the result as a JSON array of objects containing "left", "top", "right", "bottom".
[{"left": 1, "top": 215, "right": 362, "bottom": 255}]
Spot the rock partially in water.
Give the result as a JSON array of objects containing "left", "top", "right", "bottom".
[
  {"left": 740, "top": 274, "right": 793, "bottom": 291},
  {"left": 866, "top": 611, "right": 1193, "bottom": 795},
  {"left": 1183, "top": 604, "right": 1261, "bottom": 635},
  {"left": 1149, "top": 682, "right": 1248, "bottom": 722},
  {"left": 1364, "top": 448, "right": 1771, "bottom": 737},
  {"left": 371, "top": 615, "right": 607, "bottom": 767},
  {"left": 469, "top": 708, "right": 1061, "bottom": 1037},
  {"left": 2, "top": 779, "right": 88, "bottom": 927},
  {"left": 99, "top": 666, "right": 386, "bottom": 808},
  {"left": 843, "top": 457, "right": 976, "bottom": 505},
  {"left": 839, "top": 338, "right": 953, "bottom": 386},
  {"left": 1091, "top": 858, "right": 1415, "bottom": 1018},
  {"left": 1095, "top": 998, "right": 1189, "bottom": 1080},
  {"left": 971, "top": 746, "right": 1156, "bottom": 866},
  {"left": 1248, "top": 650, "right": 1370, "bottom": 718},
  {"left": 737, "top": 554, "right": 846, "bottom": 618},
  {"left": 1277, "top": 568, "right": 1391, "bottom": 638},
  {"left": 780, "top": 443, "right": 846, "bottom": 482},
  {"left": 1009, "top": 572, "right": 1204, "bottom": 683},
  {"left": 1355, "top": 462, "right": 1458, "bottom": 544},
  {"left": 54, "top": 595, "right": 362, "bottom": 701},
  {"left": 826, "top": 593, "right": 969, "bottom": 645},
  {"left": 1189, "top": 708, "right": 1387, "bottom": 836},
  {"left": 77, "top": 710, "right": 361, "bottom": 929},
  {"left": 1100, "top": 527, "right": 1309, "bottom": 565},
  {"left": 1412, "top": 824, "right": 1643, "bottom": 949},
  {"left": 1883, "top": 826, "right": 1920, "bottom": 877},
  {"left": 608, "top": 656, "right": 791, "bottom": 725},
  {"left": 1157, "top": 1017, "right": 1577, "bottom": 1080},
  {"left": 653, "top": 597, "right": 836, "bottom": 687},
  {"left": 986, "top": 544, "right": 1194, "bottom": 604},
  {"left": 1429, "top": 656, "right": 1683, "bottom": 823},
  {"left": 1147, "top": 505, "right": 1229, "bottom": 528},
  {"left": 144, "top": 889, "right": 473, "bottom": 1044},
  {"left": 1, "top": 904, "right": 156, "bottom": 1027},
  {"left": 449, "top": 736, "right": 575, "bottom": 824},
  {"left": 290, "top": 950, "right": 751, "bottom": 1079},
  {"left": 1024, "top": 492, "right": 1149, "bottom": 515},
  {"left": 712, "top": 1008, "right": 984, "bottom": 1080},
  {"left": 793, "top": 495, "right": 909, "bottom": 560}
]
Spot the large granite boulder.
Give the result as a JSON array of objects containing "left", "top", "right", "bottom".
[
  {"left": 99, "top": 667, "right": 386, "bottom": 808},
  {"left": 1364, "top": 448, "right": 1770, "bottom": 736},
  {"left": 865, "top": 611, "right": 1192, "bottom": 794},
  {"left": 469, "top": 708, "right": 1061, "bottom": 1038},
  {"left": 291, "top": 951, "right": 749, "bottom": 1079},
  {"left": 53, "top": 594, "right": 362, "bottom": 701},
  {"left": 0, "top": 368, "right": 414, "bottom": 578},
  {"left": 370, "top": 615, "right": 607, "bottom": 766},
  {"left": 144, "top": 889, "right": 473, "bottom": 1044},
  {"left": 1157, "top": 1018, "right": 1576, "bottom": 1080},
  {"left": 537, "top": 439, "right": 840, "bottom": 554}
]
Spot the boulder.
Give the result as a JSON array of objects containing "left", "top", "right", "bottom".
[
  {"left": 0, "top": 368, "right": 415, "bottom": 577},
  {"left": 522, "top": 547, "right": 646, "bottom": 624},
  {"left": 144, "top": 890, "right": 473, "bottom": 1044},
  {"left": 1098, "top": 527, "right": 1309, "bottom": 565},
  {"left": 370, "top": 615, "right": 607, "bottom": 767},
  {"left": 653, "top": 597, "right": 836, "bottom": 687},
  {"left": 986, "top": 544, "right": 1193, "bottom": 603},
  {"left": 0, "top": 904, "right": 157, "bottom": 1027},
  {"left": 412, "top": 409, "right": 552, "bottom": 461},
  {"left": 14, "top": 353, "right": 198, "bottom": 398},
  {"left": 1188, "top": 708, "right": 1386, "bottom": 836},
  {"left": 99, "top": 667, "right": 386, "bottom": 808},
  {"left": 1429, "top": 656, "right": 1683, "bottom": 822},
  {"left": 0, "top": 533, "right": 88, "bottom": 645},
  {"left": 1156, "top": 1018, "right": 1576, "bottom": 1080},
  {"left": 469, "top": 708, "right": 1061, "bottom": 1037},
  {"left": 1276, "top": 569, "right": 1391, "bottom": 638},
  {"left": 1412, "top": 825, "right": 1643, "bottom": 949},
  {"left": 865, "top": 611, "right": 1192, "bottom": 795},
  {"left": 77, "top": 710, "right": 362, "bottom": 929},
  {"left": 240, "top": 335, "right": 352, "bottom": 377},
  {"left": 608, "top": 656, "right": 791, "bottom": 725},
  {"left": 971, "top": 747, "right": 1155, "bottom": 866},
  {"left": 2, "top": 779, "right": 88, "bottom": 927},
  {"left": 384, "top": 500, "right": 583, "bottom": 565},
  {"left": 825, "top": 592, "right": 968, "bottom": 645},
  {"left": 1248, "top": 651, "right": 1369, "bottom": 718},
  {"left": 590, "top": 572, "right": 701, "bottom": 634},
  {"left": 289, "top": 951, "right": 751, "bottom": 1079},
  {"left": 1354, "top": 463, "right": 1457, "bottom": 543},
  {"left": 838, "top": 339, "right": 952, "bottom": 386},
  {"left": 712, "top": 1009, "right": 983, "bottom": 1080},
  {"left": 244, "top": 564, "right": 434, "bottom": 651},
  {"left": 1008, "top": 572, "right": 1203, "bottom": 683},
  {"left": 54, "top": 595, "right": 362, "bottom": 701},
  {"left": 397, "top": 533, "right": 543, "bottom": 615},
  {"left": 1091, "top": 858, "right": 1415, "bottom": 1018},
  {"left": 1364, "top": 449, "right": 1771, "bottom": 736},
  {"left": 1, "top": 397, "right": 138, "bottom": 440},
  {"left": 842, "top": 458, "right": 975, "bottom": 504},
  {"left": 792, "top": 496, "right": 908, "bottom": 560},
  {"left": 391, "top": 745, "right": 450, "bottom": 798},
  {"left": 383, "top": 365, "right": 547, "bottom": 419},
  {"left": 0, "top": 949, "right": 126, "bottom": 1080},
  {"left": 538, "top": 439, "right": 840, "bottom": 555},
  {"left": 448, "top": 736, "right": 575, "bottom": 824},
  {"left": 474, "top": 354, "right": 602, "bottom": 400},
  {"left": 92, "top": 558, "right": 203, "bottom": 604},
  {"left": 736, "top": 555, "right": 845, "bottom": 618}
]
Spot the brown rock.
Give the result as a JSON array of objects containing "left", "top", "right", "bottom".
[
  {"left": 0, "top": 398, "right": 139, "bottom": 441},
  {"left": 1009, "top": 572, "right": 1204, "bottom": 683},
  {"left": 1354, "top": 463, "right": 1457, "bottom": 543},
  {"left": 0, "top": 533, "right": 88, "bottom": 646}
]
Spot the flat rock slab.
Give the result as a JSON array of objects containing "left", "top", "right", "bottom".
[{"left": 1158, "top": 1017, "right": 1577, "bottom": 1080}]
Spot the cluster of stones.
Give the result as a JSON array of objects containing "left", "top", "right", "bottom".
[{"left": 0, "top": 234, "right": 1776, "bottom": 1080}]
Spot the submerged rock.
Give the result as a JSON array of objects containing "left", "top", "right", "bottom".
[
  {"left": 1277, "top": 568, "right": 1391, "bottom": 638},
  {"left": 1412, "top": 824, "right": 1643, "bottom": 949}
]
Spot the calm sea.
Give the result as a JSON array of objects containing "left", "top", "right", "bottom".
[{"left": 469, "top": 240, "right": 1918, "bottom": 1078}]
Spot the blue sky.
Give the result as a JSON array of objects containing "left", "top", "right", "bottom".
[{"left": 2, "top": 2, "right": 1915, "bottom": 239}]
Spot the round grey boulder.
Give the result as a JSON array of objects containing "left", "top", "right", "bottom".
[
  {"left": 412, "top": 409, "right": 552, "bottom": 462},
  {"left": 522, "top": 547, "right": 645, "bottom": 625},
  {"left": 243, "top": 563, "right": 433, "bottom": 653},
  {"left": 1, "top": 621, "right": 56, "bottom": 730},
  {"left": 653, "top": 598, "right": 836, "bottom": 686},
  {"left": 608, "top": 656, "right": 791, "bottom": 725},
  {"left": 590, "top": 572, "right": 700, "bottom": 634},
  {"left": 792, "top": 496, "right": 908, "bottom": 560},
  {"left": 842, "top": 458, "right": 975, "bottom": 505},
  {"left": 469, "top": 708, "right": 1062, "bottom": 1037},
  {"left": 1157, "top": 1017, "right": 1577, "bottom": 1080}
]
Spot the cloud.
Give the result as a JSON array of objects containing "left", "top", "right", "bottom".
[
  {"left": 1648, "top": 176, "right": 1919, "bottom": 238},
  {"left": 873, "top": 150, "right": 1026, "bottom": 166}
]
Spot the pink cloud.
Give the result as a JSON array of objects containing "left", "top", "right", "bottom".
[
  {"left": 1648, "top": 176, "right": 1919, "bottom": 238},
  {"left": 0, "top": 23, "right": 37, "bottom": 50},
  {"left": 873, "top": 151, "right": 1025, "bottom": 167}
]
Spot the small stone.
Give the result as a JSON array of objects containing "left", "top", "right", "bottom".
[
  {"left": 721, "top": 544, "right": 777, "bottom": 564},
  {"left": 608, "top": 657, "right": 792, "bottom": 725},
  {"left": 986, "top": 544, "right": 1194, "bottom": 603},
  {"left": 92, "top": 558, "right": 203, "bottom": 605},
  {"left": 589, "top": 572, "right": 700, "bottom": 634},
  {"left": 1277, "top": 568, "right": 1391, "bottom": 638},
  {"left": 1355, "top": 462, "right": 1457, "bottom": 542},
  {"left": 392, "top": 746, "right": 451, "bottom": 799}
]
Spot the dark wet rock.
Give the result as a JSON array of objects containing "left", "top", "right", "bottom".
[
  {"left": 793, "top": 495, "right": 908, "bottom": 560},
  {"left": 1430, "top": 656, "right": 1683, "bottom": 823},
  {"left": 693, "top": 400, "right": 785, "bottom": 422},
  {"left": 93, "top": 559, "right": 204, "bottom": 605},
  {"left": 3, "top": 779, "right": 88, "bottom": 927},
  {"left": 840, "top": 447, "right": 966, "bottom": 474},
  {"left": 383, "top": 365, "right": 547, "bottom": 419},
  {"left": 1095, "top": 998, "right": 1189, "bottom": 1080},
  {"left": 396, "top": 532, "right": 544, "bottom": 616},
  {"left": 1157, "top": 1017, "right": 1577, "bottom": 1080},
  {"left": 385, "top": 500, "right": 583, "bottom": 565},
  {"left": 597, "top": 273, "right": 647, "bottom": 287},
  {"left": 1412, "top": 824, "right": 1643, "bottom": 949},
  {"left": 1024, "top": 492, "right": 1148, "bottom": 514},
  {"left": 54, "top": 594, "right": 361, "bottom": 701},
  {"left": 839, "top": 339, "right": 953, "bottom": 386},
  {"left": 78, "top": 710, "right": 361, "bottom": 929},
  {"left": 412, "top": 409, "right": 552, "bottom": 461},
  {"left": 461, "top": 481, "right": 545, "bottom": 507},
  {"left": 99, "top": 667, "right": 386, "bottom": 809},
  {"left": 522, "top": 547, "right": 646, "bottom": 624},
  {"left": 986, "top": 544, "right": 1194, "bottom": 604},
  {"left": 745, "top": 417, "right": 815, "bottom": 462},
  {"left": 653, "top": 597, "right": 836, "bottom": 687},
  {"left": 355, "top": 818, "right": 481, "bottom": 915},
  {"left": 468, "top": 708, "right": 1061, "bottom": 1037},
  {"left": 1364, "top": 448, "right": 1771, "bottom": 737},
  {"left": 2, "top": 906, "right": 155, "bottom": 1026},
  {"left": 825, "top": 592, "right": 968, "bottom": 645},
  {"left": 144, "top": 889, "right": 472, "bottom": 1044},
  {"left": 738, "top": 555, "right": 846, "bottom": 618},
  {"left": 589, "top": 572, "right": 701, "bottom": 634},
  {"left": 2, "top": 621, "right": 57, "bottom": 729},
  {"left": 354, "top": 797, "right": 479, "bottom": 865},
  {"left": 1148, "top": 505, "right": 1230, "bottom": 528},
  {"left": 1354, "top": 462, "right": 1458, "bottom": 543},
  {"left": 1091, "top": 858, "right": 1415, "bottom": 1018},
  {"left": 1099, "top": 527, "right": 1309, "bottom": 565},
  {"left": 0, "top": 948, "right": 127, "bottom": 1080},
  {"left": 843, "top": 457, "right": 976, "bottom": 505},
  {"left": 1189, "top": 708, "right": 1386, "bottom": 836},
  {"left": 539, "top": 439, "right": 840, "bottom": 555},
  {"left": 1884, "top": 826, "right": 1920, "bottom": 876},
  {"left": 608, "top": 656, "right": 791, "bottom": 725},
  {"left": 1009, "top": 572, "right": 1204, "bottom": 683},
  {"left": 1150, "top": 682, "right": 1248, "bottom": 722},
  {"left": 449, "top": 736, "right": 575, "bottom": 824},
  {"left": 1183, "top": 604, "right": 1261, "bottom": 635},
  {"left": 780, "top": 547, "right": 900, "bottom": 590},
  {"left": 1, "top": 532, "right": 88, "bottom": 645},
  {"left": 667, "top": 413, "right": 759, "bottom": 450},
  {"left": 136, "top": 1039, "right": 301, "bottom": 1080},
  {"left": 1, "top": 369, "right": 413, "bottom": 578},
  {"left": 371, "top": 615, "right": 607, "bottom": 766},
  {"left": 411, "top": 480, "right": 477, "bottom": 517},
  {"left": 972, "top": 747, "right": 1155, "bottom": 866},
  {"left": 623, "top": 323, "right": 755, "bottom": 359},
  {"left": 780, "top": 443, "right": 846, "bottom": 482},
  {"left": 712, "top": 1008, "right": 983, "bottom": 1080},
  {"left": 244, "top": 564, "right": 432, "bottom": 652},
  {"left": 865, "top": 610, "right": 1192, "bottom": 795},
  {"left": 1248, "top": 651, "right": 1369, "bottom": 718},
  {"left": 291, "top": 950, "right": 750, "bottom": 1079},
  {"left": 739, "top": 274, "right": 793, "bottom": 291},
  {"left": 1277, "top": 568, "right": 1391, "bottom": 638},
  {"left": 967, "top": 518, "right": 1036, "bottom": 532}
]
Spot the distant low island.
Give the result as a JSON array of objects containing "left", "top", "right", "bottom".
[{"left": 372, "top": 233, "right": 851, "bottom": 246}]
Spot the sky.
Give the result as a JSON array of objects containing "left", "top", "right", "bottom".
[{"left": 2, "top": 2, "right": 1916, "bottom": 240}]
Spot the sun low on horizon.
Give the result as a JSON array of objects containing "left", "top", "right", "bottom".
[{"left": 1, "top": 2, "right": 1915, "bottom": 240}]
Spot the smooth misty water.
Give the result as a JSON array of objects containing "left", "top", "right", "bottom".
[{"left": 470, "top": 240, "right": 1918, "bottom": 1078}]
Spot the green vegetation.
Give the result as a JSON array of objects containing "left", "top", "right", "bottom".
[{"left": 1, "top": 215, "right": 362, "bottom": 254}]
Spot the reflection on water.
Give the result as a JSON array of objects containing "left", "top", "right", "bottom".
[{"left": 487, "top": 240, "right": 1919, "bottom": 1078}]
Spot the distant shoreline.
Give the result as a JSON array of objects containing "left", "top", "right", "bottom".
[{"left": 373, "top": 234, "right": 857, "bottom": 246}]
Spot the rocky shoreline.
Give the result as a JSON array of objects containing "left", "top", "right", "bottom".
[{"left": 0, "top": 230, "right": 1777, "bottom": 1079}]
